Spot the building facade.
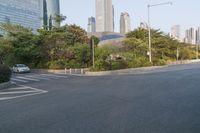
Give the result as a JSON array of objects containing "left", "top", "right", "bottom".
[
  {"left": 96, "top": 0, "right": 114, "bottom": 32},
  {"left": 0, "top": 0, "right": 41, "bottom": 32},
  {"left": 120, "top": 12, "right": 131, "bottom": 34},
  {"left": 171, "top": 25, "right": 181, "bottom": 41},
  {"left": 87, "top": 17, "right": 96, "bottom": 33},
  {"left": 184, "top": 28, "right": 196, "bottom": 44},
  {"left": 196, "top": 27, "right": 200, "bottom": 44},
  {"left": 41, "top": 0, "right": 60, "bottom": 30}
]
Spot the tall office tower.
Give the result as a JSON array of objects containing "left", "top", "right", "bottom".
[
  {"left": 196, "top": 27, "right": 200, "bottom": 44},
  {"left": 184, "top": 28, "right": 196, "bottom": 44},
  {"left": 139, "top": 22, "right": 148, "bottom": 30},
  {"left": 112, "top": 5, "right": 115, "bottom": 31},
  {"left": 46, "top": 0, "right": 60, "bottom": 29},
  {"left": 96, "top": 0, "right": 114, "bottom": 32},
  {"left": 0, "top": 0, "right": 41, "bottom": 32},
  {"left": 87, "top": 17, "right": 96, "bottom": 33},
  {"left": 171, "top": 25, "right": 181, "bottom": 41},
  {"left": 120, "top": 12, "right": 131, "bottom": 34}
]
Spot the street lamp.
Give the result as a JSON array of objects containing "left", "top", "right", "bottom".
[{"left": 147, "top": 2, "right": 172, "bottom": 63}]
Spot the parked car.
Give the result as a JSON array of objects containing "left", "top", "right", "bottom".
[{"left": 12, "top": 64, "right": 30, "bottom": 73}]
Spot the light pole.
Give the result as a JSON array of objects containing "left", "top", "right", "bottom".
[
  {"left": 92, "top": 38, "right": 95, "bottom": 68},
  {"left": 196, "top": 43, "right": 199, "bottom": 60},
  {"left": 147, "top": 2, "right": 172, "bottom": 63}
]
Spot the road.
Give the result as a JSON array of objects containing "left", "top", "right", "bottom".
[{"left": 0, "top": 63, "right": 200, "bottom": 133}]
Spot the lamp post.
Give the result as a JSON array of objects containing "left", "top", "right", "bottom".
[{"left": 147, "top": 2, "right": 172, "bottom": 63}]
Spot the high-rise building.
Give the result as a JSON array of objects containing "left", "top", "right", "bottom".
[
  {"left": 171, "top": 25, "right": 181, "bottom": 41},
  {"left": 87, "top": 17, "right": 96, "bottom": 33},
  {"left": 41, "top": 0, "right": 60, "bottom": 30},
  {"left": 0, "top": 0, "right": 41, "bottom": 32},
  {"left": 96, "top": 0, "right": 114, "bottom": 32},
  {"left": 120, "top": 12, "right": 131, "bottom": 34},
  {"left": 139, "top": 22, "right": 148, "bottom": 30},
  {"left": 184, "top": 28, "right": 196, "bottom": 44},
  {"left": 196, "top": 27, "right": 200, "bottom": 44}
]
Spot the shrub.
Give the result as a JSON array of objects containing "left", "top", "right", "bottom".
[{"left": 0, "top": 65, "right": 12, "bottom": 83}]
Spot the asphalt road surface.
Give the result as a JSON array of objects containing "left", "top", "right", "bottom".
[{"left": 0, "top": 63, "right": 200, "bottom": 133}]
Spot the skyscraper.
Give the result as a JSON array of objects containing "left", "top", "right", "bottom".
[
  {"left": 41, "top": 0, "right": 60, "bottom": 30},
  {"left": 120, "top": 12, "right": 131, "bottom": 34},
  {"left": 0, "top": 0, "right": 41, "bottom": 32},
  {"left": 196, "top": 27, "right": 200, "bottom": 44},
  {"left": 87, "top": 17, "right": 96, "bottom": 33},
  {"left": 184, "top": 28, "right": 196, "bottom": 44},
  {"left": 171, "top": 25, "right": 181, "bottom": 41},
  {"left": 96, "top": 0, "right": 114, "bottom": 32}
]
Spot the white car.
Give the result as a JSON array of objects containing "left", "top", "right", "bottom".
[{"left": 13, "top": 64, "right": 30, "bottom": 73}]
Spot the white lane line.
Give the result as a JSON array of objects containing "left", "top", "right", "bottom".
[
  {"left": 8, "top": 86, "right": 30, "bottom": 90},
  {"left": 34, "top": 74, "right": 58, "bottom": 79},
  {"left": 0, "top": 90, "right": 38, "bottom": 95},
  {"left": 0, "top": 85, "right": 48, "bottom": 101},
  {"left": 16, "top": 76, "right": 40, "bottom": 82},
  {"left": 11, "top": 78, "right": 28, "bottom": 83},
  {"left": 18, "top": 85, "right": 48, "bottom": 93},
  {"left": 25, "top": 75, "right": 51, "bottom": 80},
  {"left": 40, "top": 74, "right": 68, "bottom": 78},
  {"left": 0, "top": 91, "right": 47, "bottom": 101}
]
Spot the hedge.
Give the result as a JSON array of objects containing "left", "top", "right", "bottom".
[{"left": 0, "top": 65, "right": 12, "bottom": 83}]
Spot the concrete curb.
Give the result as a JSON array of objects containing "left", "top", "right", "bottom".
[
  {"left": 85, "top": 66, "right": 166, "bottom": 76},
  {"left": 0, "top": 81, "right": 11, "bottom": 90}
]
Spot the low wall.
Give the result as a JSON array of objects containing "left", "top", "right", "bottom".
[
  {"left": 0, "top": 81, "right": 11, "bottom": 90},
  {"left": 85, "top": 66, "right": 165, "bottom": 76},
  {"left": 31, "top": 68, "right": 89, "bottom": 75}
]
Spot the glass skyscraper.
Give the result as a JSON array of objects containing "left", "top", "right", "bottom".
[
  {"left": 0, "top": 0, "right": 41, "bottom": 32},
  {"left": 87, "top": 17, "right": 96, "bottom": 33},
  {"left": 41, "top": 0, "right": 60, "bottom": 30}
]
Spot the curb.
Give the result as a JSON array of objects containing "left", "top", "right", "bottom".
[
  {"left": 85, "top": 66, "right": 167, "bottom": 76},
  {"left": 0, "top": 81, "right": 11, "bottom": 90}
]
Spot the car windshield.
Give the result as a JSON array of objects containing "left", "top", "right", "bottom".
[{"left": 16, "top": 64, "right": 27, "bottom": 67}]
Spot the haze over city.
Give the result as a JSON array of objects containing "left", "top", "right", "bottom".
[{"left": 61, "top": 0, "right": 200, "bottom": 34}]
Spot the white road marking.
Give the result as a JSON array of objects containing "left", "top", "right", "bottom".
[
  {"left": 9, "top": 86, "right": 29, "bottom": 90},
  {"left": 11, "top": 81, "right": 16, "bottom": 84},
  {"left": 0, "top": 91, "right": 47, "bottom": 101},
  {"left": 11, "top": 78, "right": 28, "bottom": 83},
  {"left": 40, "top": 74, "right": 68, "bottom": 78},
  {"left": 0, "top": 85, "right": 48, "bottom": 101},
  {"left": 0, "top": 91, "right": 37, "bottom": 95},
  {"left": 16, "top": 76, "right": 40, "bottom": 81},
  {"left": 25, "top": 75, "right": 51, "bottom": 80}
]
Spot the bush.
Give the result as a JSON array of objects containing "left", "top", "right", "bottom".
[{"left": 0, "top": 65, "right": 12, "bottom": 83}]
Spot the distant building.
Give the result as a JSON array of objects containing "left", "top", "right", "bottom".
[
  {"left": 87, "top": 17, "right": 96, "bottom": 33},
  {"left": 184, "top": 28, "right": 196, "bottom": 44},
  {"left": 120, "top": 12, "right": 131, "bottom": 34},
  {"left": 112, "top": 5, "right": 115, "bottom": 32},
  {"left": 171, "top": 25, "right": 181, "bottom": 41},
  {"left": 196, "top": 27, "right": 200, "bottom": 44},
  {"left": 139, "top": 22, "right": 148, "bottom": 30},
  {"left": 0, "top": 0, "right": 41, "bottom": 32},
  {"left": 41, "top": 0, "right": 60, "bottom": 30},
  {"left": 95, "top": 0, "right": 114, "bottom": 32}
]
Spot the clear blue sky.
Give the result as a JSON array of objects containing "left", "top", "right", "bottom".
[{"left": 60, "top": 0, "right": 200, "bottom": 35}]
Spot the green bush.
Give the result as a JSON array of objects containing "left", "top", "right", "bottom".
[
  {"left": 153, "top": 59, "right": 167, "bottom": 66},
  {"left": 0, "top": 65, "right": 12, "bottom": 83}
]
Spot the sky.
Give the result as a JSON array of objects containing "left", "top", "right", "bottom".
[{"left": 60, "top": 0, "right": 200, "bottom": 36}]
